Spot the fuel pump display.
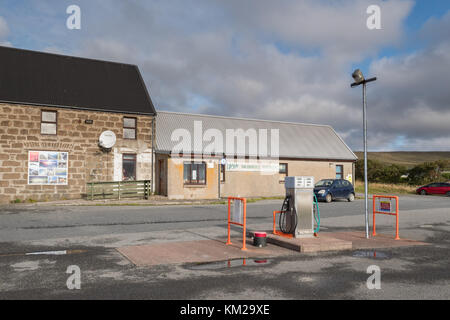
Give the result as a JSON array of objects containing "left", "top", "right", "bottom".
[{"left": 279, "top": 176, "right": 320, "bottom": 238}]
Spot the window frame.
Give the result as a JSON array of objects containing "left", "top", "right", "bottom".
[
  {"left": 123, "top": 117, "right": 137, "bottom": 140},
  {"left": 122, "top": 153, "right": 137, "bottom": 181},
  {"left": 336, "top": 164, "right": 344, "bottom": 179},
  {"left": 183, "top": 161, "right": 207, "bottom": 185},
  {"left": 279, "top": 163, "right": 288, "bottom": 175},
  {"left": 40, "top": 110, "right": 58, "bottom": 136}
]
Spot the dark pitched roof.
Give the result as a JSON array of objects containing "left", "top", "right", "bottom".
[{"left": 0, "top": 46, "right": 156, "bottom": 115}]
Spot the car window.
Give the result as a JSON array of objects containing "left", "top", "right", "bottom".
[
  {"left": 333, "top": 180, "right": 342, "bottom": 188},
  {"left": 428, "top": 183, "right": 438, "bottom": 187},
  {"left": 316, "top": 180, "right": 333, "bottom": 187},
  {"left": 342, "top": 180, "right": 350, "bottom": 187}
]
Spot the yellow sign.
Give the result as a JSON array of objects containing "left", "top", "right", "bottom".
[{"left": 346, "top": 174, "right": 353, "bottom": 183}]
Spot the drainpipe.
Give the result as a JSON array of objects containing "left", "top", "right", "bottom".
[
  {"left": 151, "top": 117, "right": 155, "bottom": 194},
  {"left": 218, "top": 159, "right": 220, "bottom": 199}
]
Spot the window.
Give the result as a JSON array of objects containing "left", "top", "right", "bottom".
[
  {"left": 220, "top": 164, "right": 226, "bottom": 182},
  {"left": 336, "top": 165, "right": 343, "bottom": 179},
  {"left": 279, "top": 163, "right": 288, "bottom": 175},
  {"left": 122, "top": 154, "right": 136, "bottom": 181},
  {"left": 123, "top": 117, "right": 137, "bottom": 139},
  {"left": 41, "top": 110, "right": 57, "bottom": 135},
  {"left": 333, "top": 180, "right": 342, "bottom": 188},
  {"left": 342, "top": 180, "right": 351, "bottom": 187},
  {"left": 184, "top": 162, "right": 206, "bottom": 185}
]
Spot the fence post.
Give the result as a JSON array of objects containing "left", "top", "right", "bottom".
[
  {"left": 145, "top": 180, "right": 149, "bottom": 199},
  {"left": 242, "top": 198, "right": 247, "bottom": 251},
  {"left": 144, "top": 181, "right": 147, "bottom": 199}
]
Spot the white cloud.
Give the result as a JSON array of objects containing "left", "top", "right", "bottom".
[
  {"left": 367, "top": 27, "right": 450, "bottom": 149},
  {"left": 216, "top": 0, "right": 414, "bottom": 60},
  {"left": 0, "top": 16, "right": 9, "bottom": 38},
  {"left": 2, "top": 0, "right": 449, "bottom": 151},
  {"left": 0, "top": 16, "right": 11, "bottom": 46}
]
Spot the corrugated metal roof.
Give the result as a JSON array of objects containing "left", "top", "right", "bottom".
[
  {"left": 156, "top": 111, "right": 357, "bottom": 161},
  {"left": 0, "top": 46, "right": 156, "bottom": 115}
]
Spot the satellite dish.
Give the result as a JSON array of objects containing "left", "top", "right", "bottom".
[{"left": 99, "top": 130, "right": 116, "bottom": 149}]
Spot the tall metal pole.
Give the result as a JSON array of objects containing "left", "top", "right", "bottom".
[
  {"left": 351, "top": 71, "right": 376, "bottom": 239},
  {"left": 363, "top": 82, "right": 369, "bottom": 239}
]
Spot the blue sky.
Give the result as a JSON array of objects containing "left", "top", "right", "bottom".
[{"left": 0, "top": 0, "right": 449, "bottom": 151}]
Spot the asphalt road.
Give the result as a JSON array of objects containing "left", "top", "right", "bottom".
[
  {"left": 0, "top": 194, "right": 448, "bottom": 243},
  {"left": 0, "top": 195, "right": 448, "bottom": 300}
]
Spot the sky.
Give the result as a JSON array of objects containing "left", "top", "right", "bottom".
[{"left": 0, "top": 0, "right": 449, "bottom": 152}]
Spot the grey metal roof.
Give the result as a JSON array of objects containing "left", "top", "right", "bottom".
[{"left": 156, "top": 111, "right": 357, "bottom": 161}]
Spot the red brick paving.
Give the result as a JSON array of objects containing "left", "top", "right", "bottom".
[
  {"left": 117, "top": 231, "right": 429, "bottom": 266},
  {"left": 117, "top": 238, "right": 294, "bottom": 266}
]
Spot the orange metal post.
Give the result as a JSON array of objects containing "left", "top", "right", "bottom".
[
  {"left": 395, "top": 198, "right": 400, "bottom": 240},
  {"left": 273, "top": 211, "right": 277, "bottom": 235},
  {"left": 226, "top": 197, "right": 232, "bottom": 245},
  {"left": 272, "top": 210, "right": 293, "bottom": 238},
  {"left": 372, "top": 196, "right": 376, "bottom": 236},
  {"left": 242, "top": 198, "right": 247, "bottom": 251}
]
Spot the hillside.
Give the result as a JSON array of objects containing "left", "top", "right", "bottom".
[{"left": 353, "top": 152, "right": 450, "bottom": 169}]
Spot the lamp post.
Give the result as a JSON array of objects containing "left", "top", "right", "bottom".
[{"left": 351, "top": 69, "right": 376, "bottom": 239}]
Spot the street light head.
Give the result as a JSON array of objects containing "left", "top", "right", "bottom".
[{"left": 352, "top": 69, "right": 365, "bottom": 84}]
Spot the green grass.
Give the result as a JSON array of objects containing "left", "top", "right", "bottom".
[
  {"left": 354, "top": 180, "right": 418, "bottom": 195},
  {"left": 246, "top": 196, "right": 284, "bottom": 203},
  {"left": 354, "top": 151, "right": 450, "bottom": 169},
  {"left": 79, "top": 197, "right": 283, "bottom": 206}
]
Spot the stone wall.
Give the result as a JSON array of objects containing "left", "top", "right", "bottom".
[{"left": 0, "top": 103, "right": 154, "bottom": 203}]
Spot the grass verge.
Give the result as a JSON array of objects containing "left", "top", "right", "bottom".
[{"left": 354, "top": 180, "right": 418, "bottom": 195}]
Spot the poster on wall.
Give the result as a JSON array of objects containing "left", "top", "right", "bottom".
[{"left": 28, "top": 151, "right": 68, "bottom": 185}]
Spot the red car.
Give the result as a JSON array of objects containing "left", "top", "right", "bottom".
[{"left": 416, "top": 182, "right": 450, "bottom": 196}]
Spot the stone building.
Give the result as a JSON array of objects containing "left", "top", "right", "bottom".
[
  {"left": 0, "top": 46, "right": 156, "bottom": 203},
  {"left": 155, "top": 111, "right": 357, "bottom": 200}
]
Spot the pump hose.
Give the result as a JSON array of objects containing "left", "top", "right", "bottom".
[
  {"left": 313, "top": 194, "right": 320, "bottom": 233},
  {"left": 279, "top": 194, "right": 320, "bottom": 234},
  {"left": 279, "top": 196, "right": 296, "bottom": 234}
]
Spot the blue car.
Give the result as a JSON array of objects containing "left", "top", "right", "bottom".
[{"left": 314, "top": 179, "right": 355, "bottom": 203}]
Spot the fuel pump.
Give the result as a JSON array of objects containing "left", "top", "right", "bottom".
[{"left": 279, "top": 176, "right": 319, "bottom": 238}]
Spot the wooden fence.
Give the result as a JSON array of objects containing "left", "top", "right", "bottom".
[{"left": 86, "top": 180, "right": 151, "bottom": 200}]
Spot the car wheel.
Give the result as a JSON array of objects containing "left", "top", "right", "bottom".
[
  {"left": 420, "top": 190, "right": 427, "bottom": 195},
  {"left": 347, "top": 193, "right": 355, "bottom": 202},
  {"left": 325, "top": 194, "right": 332, "bottom": 203}
]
